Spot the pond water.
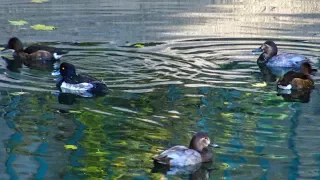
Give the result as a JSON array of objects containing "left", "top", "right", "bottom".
[{"left": 1, "top": 0, "right": 320, "bottom": 179}]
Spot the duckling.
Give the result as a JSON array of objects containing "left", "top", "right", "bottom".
[
  {"left": 277, "top": 62, "right": 314, "bottom": 90},
  {"left": 56, "top": 62, "right": 108, "bottom": 97},
  {"left": 152, "top": 132, "right": 219, "bottom": 167},
  {"left": 253, "top": 40, "right": 310, "bottom": 68},
  {"left": 3, "top": 37, "right": 66, "bottom": 64}
]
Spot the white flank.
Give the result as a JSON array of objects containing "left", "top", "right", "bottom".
[
  {"left": 53, "top": 53, "right": 63, "bottom": 59},
  {"left": 277, "top": 84, "right": 292, "bottom": 90},
  {"left": 60, "top": 82, "right": 94, "bottom": 97}
]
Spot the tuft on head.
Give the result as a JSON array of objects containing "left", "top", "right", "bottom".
[
  {"left": 189, "top": 132, "right": 210, "bottom": 152},
  {"left": 59, "top": 62, "right": 76, "bottom": 77},
  {"left": 7, "top": 37, "right": 24, "bottom": 51},
  {"left": 300, "top": 62, "right": 312, "bottom": 74}
]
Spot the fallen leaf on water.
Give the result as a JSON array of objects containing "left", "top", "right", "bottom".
[
  {"left": 0, "top": 47, "right": 4, "bottom": 50},
  {"left": 31, "top": 0, "right": 49, "bottom": 3},
  {"left": 134, "top": 43, "right": 145, "bottom": 48},
  {"left": 64, "top": 145, "right": 78, "bottom": 150},
  {"left": 30, "top": 24, "right": 56, "bottom": 31},
  {"left": 69, "top": 110, "right": 82, "bottom": 114},
  {"left": 221, "top": 113, "right": 233, "bottom": 118},
  {"left": 252, "top": 82, "right": 267, "bottom": 87},
  {"left": 10, "top": 92, "right": 30, "bottom": 96},
  {"left": 8, "top": 20, "right": 28, "bottom": 26}
]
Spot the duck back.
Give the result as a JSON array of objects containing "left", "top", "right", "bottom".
[
  {"left": 267, "top": 53, "right": 309, "bottom": 67},
  {"left": 153, "top": 146, "right": 202, "bottom": 166},
  {"left": 24, "top": 45, "right": 66, "bottom": 55}
]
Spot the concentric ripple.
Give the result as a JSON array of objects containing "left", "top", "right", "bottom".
[{"left": 0, "top": 37, "right": 320, "bottom": 179}]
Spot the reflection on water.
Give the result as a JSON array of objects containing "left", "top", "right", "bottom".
[{"left": 0, "top": 0, "right": 320, "bottom": 179}]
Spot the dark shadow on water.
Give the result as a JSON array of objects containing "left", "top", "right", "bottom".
[
  {"left": 151, "top": 161, "right": 214, "bottom": 180},
  {"left": 277, "top": 89, "right": 312, "bottom": 103},
  {"left": 1, "top": 55, "right": 59, "bottom": 73}
]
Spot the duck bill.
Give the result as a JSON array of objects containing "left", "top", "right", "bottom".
[
  {"left": 252, "top": 47, "right": 263, "bottom": 53},
  {"left": 209, "top": 143, "right": 220, "bottom": 148},
  {"left": 1, "top": 45, "right": 8, "bottom": 52},
  {"left": 51, "top": 70, "right": 61, "bottom": 76}
]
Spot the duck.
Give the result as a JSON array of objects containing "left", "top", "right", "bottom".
[
  {"left": 253, "top": 40, "right": 310, "bottom": 68},
  {"left": 152, "top": 132, "right": 219, "bottom": 167},
  {"left": 277, "top": 62, "right": 314, "bottom": 90},
  {"left": 2, "top": 37, "right": 66, "bottom": 64},
  {"left": 56, "top": 62, "right": 108, "bottom": 97}
]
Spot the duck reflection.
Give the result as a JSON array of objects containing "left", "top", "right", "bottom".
[
  {"left": 57, "top": 92, "right": 78, "bottom": 105},
  {"left": 277, "top": 88, "right": 312, "bottom": 103},
  {"left": 257, "top": 62, "right": 277, "bottom": 83},
  {"left": 151, "top": 161, "right": 214, "bottom": 180},
  {"left": 1, "top": 55, "right": 59, "bottom": 76},
  {"left": 1, "top": 56, "right": 22, "bottom": 73},
  {"left": 55, "top": 90, "right": 106, "bottom": 106}
]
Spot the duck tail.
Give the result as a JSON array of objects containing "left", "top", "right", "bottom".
[
  {"left": 89, "top": 82, "right": 108, "bottom": 96},
  {"left": 311, "top": 69, "right": 318, "bottom": 75},
  {"left": 53, "top": 53, "right": 63, "bottom": 60},
  {"left": 152, "top": 156, "right": 172, "bottom": 166}
]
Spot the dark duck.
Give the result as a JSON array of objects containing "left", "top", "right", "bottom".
[
  {"left": 56, "top": 62, "right": 108, "bottom": 97},
  {"left": 2, "top": 37, "right": 66, "bottom": 67},
  {"left": 277, "top": 62, "right": 314, "bottom": 90}
]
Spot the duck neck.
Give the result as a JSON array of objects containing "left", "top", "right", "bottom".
[
  {"left": 15, "top": 52, "right": 31, "bottom": 61},
  {"left": 189, "top": 141, "right": 203, "bottom": 152},
  {"left": 200, "top": 148, "right": 213, "bottom": 162},
  {"left": 257, "top": 54, "right": 268, "bottom": 64}
]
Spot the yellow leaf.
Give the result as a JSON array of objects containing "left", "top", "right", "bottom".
[
  {"left": 8, "top": 20, "right": 28, "bottom": 26},
  {"left": 252, "top": 82, "right": 267, "bottom": 87},
  {"left": 64, "top": 145, "right": 78, "bottom": 150},
  {"left": 10, "top": 92, "right": 29, "bottom": 96},
  {"left": 221, "top": 113, "right": 233, "bottom": 118},
  {"left": 0, "top": 47, "right": 4, "bottom": 50},
  {"left": 31, "top": 0, "right": 49, "bottom": 3},
  {"left": 134, "top": 43, "right": 144, "bottom": 48},
  {"left": 69, "top": 110, "right": 82, "bottom": 114},
  {"left": 30, "top": 24, "right": 56, "bottom": 31}
]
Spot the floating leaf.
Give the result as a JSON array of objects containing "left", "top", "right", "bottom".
[
  {"left": 8, "top": 20, "right": 28, "bottom": 26},
  {"left": 0, "top": 47, "right": 4, "bottom": 50},
  {"left": 69, "top": 110, "right": 82, "bottom": 114},
  {"left": 221, "top": 113, "right": 233, "bottom": 118},
  {"left": 10, "top": 92, "right": 29, "bottom": 96},
  {"left": 31, "top": 0, "right": 49, "bottom": 3},
  {"left": 252, "top": 82, "right": 267, "bottom": 87},
  {"left": 30, "top": 24, "right": 56, "bottom": 31},
  {"left": 134, "top": 43, "right": 145, "bottom": 48},
  {"left": 64, "top": 145, "right": 78, "bottom": 150}
]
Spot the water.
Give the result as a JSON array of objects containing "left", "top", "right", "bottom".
[{"left": 1, "top": 0, "right": 320, "bottom": 179}]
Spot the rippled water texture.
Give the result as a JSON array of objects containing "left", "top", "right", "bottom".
[{"left": 1, "top": 0, "right": 320, "bottom": 179}]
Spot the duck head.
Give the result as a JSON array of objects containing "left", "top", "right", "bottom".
[
  {"left": 59, "top": 62, "right": 77, "bottom": 78},
  {"left": 189, "top": 132, "right": 219, "bottom": 152},
  {"left": 3, "top": 37, "right": 24, "bottom": 52},
  {"left": 300, "top": 62, "right": 312, "bottom": 75},
  {"left": 253, "top": 40, "right": 278, "bottom": 62}
]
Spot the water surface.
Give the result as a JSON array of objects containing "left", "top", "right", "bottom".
[{"left": 0, "top": 0, "right": 320, "bottom": 179}]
